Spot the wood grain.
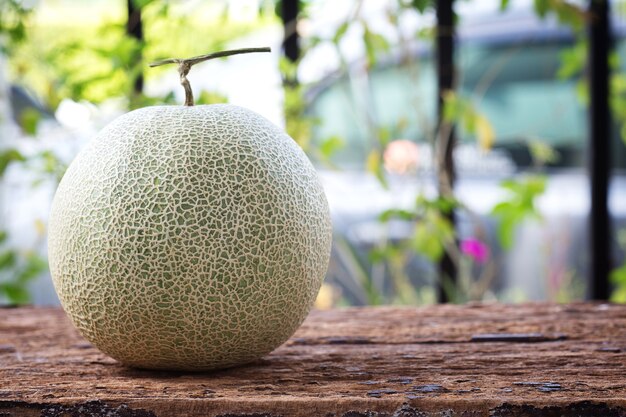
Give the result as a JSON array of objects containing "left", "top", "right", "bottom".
[{"left": 1, "top": 303, "right": 625, "bottom": 416}]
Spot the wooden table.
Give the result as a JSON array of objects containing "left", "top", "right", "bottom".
[{"left": 1, "top": 303, "right": 625, "bottom": 417}]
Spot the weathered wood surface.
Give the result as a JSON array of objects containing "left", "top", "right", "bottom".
[{"left": 1, "top": 303, "right": 625, "bottom": 417}]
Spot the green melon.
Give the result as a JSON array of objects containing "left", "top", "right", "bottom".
[{"left": 47, "top": 104, "right": 332, "bottom": 371}]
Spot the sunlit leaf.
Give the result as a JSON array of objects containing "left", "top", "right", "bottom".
[
  {"left": 332, "top": 21, "right": 349, "bottom": 45},
  {"left": 442, "top": 90, "right": 461, "bottom": 123},
  {"left": 475, "top": 114, "right": 495, "bottom": 151},
  {"left": 378, "top": 126, "right": 392, "bottom": 146},
  {"left": 557, "top": 41, "right": 586, "bottom": 80},
  {"left": 195, "top": 90, "right": 228, "bottom": 105},
  {"left": 362, "top": 23, "right": 389, "bottom": 68},
  {"left": 34, "top": 219, "right": 46, "bottom": 237},
  {"left": 528, "top": 140, "right": 559, "bottom": 166},
  {"left": 0, "top": 149, "right": 25, "bottom": 176},
  {"left": 132, "top": 0, "right": 157, "bottom": 8},
  {"left": 319, "top": 135, "right": 345, "bottom": 159},
  {"left": 411, "top": 211, "right": 453, "bottom": 262},
  {"left": 366, "top": 149, "right": 388, "bottom": 189},
  {"left": 412, "top": 222, "right": 443, "bottom": 261},
  {"left": 491, "top": 175, "right": 546, "bottom": 249},
  {"left": 610, "top": 263, "right": 626, "bottom": 303}
]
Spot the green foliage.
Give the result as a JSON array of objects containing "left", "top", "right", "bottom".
[
  {"left": 318, "top": 136, "right": 345, "bottom": 160},
  {"left": 0, "top": 148, "right": 54, "bottom": 305},
  {"left": 611, "top": 263, "right": 626, "bottom": 303},
  {"left": 491, "top": 176, "right": 546, "bottom": 249},
  {"left": 366, "top": 149, "right": 388, "bottom": 189},
  {"left": 557, "top": 40, "right": 587, "bottom": 80},
  {"left": 442, "top": 91, "right": 495, "bottom": 150},
  {"left": 611, "top": 230, "right": 626, "bottom": 303},
  {"left": 278, "top": 56, "right": 347, "bottom": 167},
  {"left": 0, "top": 0, "right": 31, "bottom": 52},
  {"left": 362, "top": 22, "right": 390, "bottom": 68},
  {"left": 526, "top": 0, "right": 585, "bottom": 29},
  {"left": 397, "top": 0, "right": 434, "bottom": 13},
  {"left": 0, "top": 149, "right": 25, "bottom": 176},
  {"left": 34, "top": 150, "right": 68, "bottom": 184},
  {"left": 8, "top": 2, "right": 266, "bottom": 111},
  {"left": 335, "top": 237, "right": 385, "bottom": 306},
  {"left": 0, "top": 244, "right": 47, "bottom": 305},
  {"left": 378, "top": 195, "right": 457, "bottom": 263},
  {"left": 528, "top": 139, "right": 560, "bottom": 166},
  {"left": 195, "top": 90, "right": 228, "bottom": 106},
  {"left": 18, "top": 107, "right": 41, "bottom": 136}
]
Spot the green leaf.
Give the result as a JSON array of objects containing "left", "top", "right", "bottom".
[
  {"left": 319, "top": 136, "right": 345, "bottom": 159},
  {"left": 278, "top": 56, "right": 298, "bottom": 80},
  {"left": 16, "top": 254, "right": 47, "bottom": 283},
  {"left": 533, "top": 0, "right": 549, "bottom": 18},
  {"left": 377, "top": 126, "right": 392, "bottom": 147},
  {"left": 475, "top": 114, "right": 495, "bottom": 151},
  {"left": 491, "top": 175, "right": 547, "bottom": 249},
  {"left": 366, "top": 150, "right": 388, "bottom": 189},
  {"left": 378, "top": 209, "right": 415, "bottom": 223},
  {"left": 0, "top": 283, "right": 31, "bottom": 305},
  {"left": 362, "top": 23, "right": 389, "bottom": 68},
  {"left": 412, "top": 222, "right": 444, "bottom": 262},
  {"left": 0, "top": 149, "right": 25, "bottom": 176},
  {"left": 131, "top": 0, "right": 156, "bottom": 8},
  {"left": 610, "top": 262, "right": 626, "bottom": 303},
  {"left": 500, "top": 0, "right": 510, "bottom": 11},
  {"left": 496, "top": 215, "right": 519, "bottom": 249},
  {"left": 195, "top": 90, "right": 228, "bottom": 105},
  {"left": 0, "top": 250, "right": 16, "bottom": 270},
  {"left": 0, "top": 230, "right": 7, "bottom": 244},
  {"left": 19, "top": 107, "right": 41, "bottom": 135},
  {"left": 332, "top": 21, "right": 350, "bottom": 45},
  {"left": 553, "top": 2, "right": 585, "bottom": 30},
  {"left": 528, "top": 140, "right": 560, "bottom": 166},
  {"left": 442, "top": 90, "right": 461, "bottom": 123},
  {"left": 557, "top": 41, "right": 587, "bottom": 80},
  {"left": 411, "top": 0, "right": 431, "bottom": 13}
]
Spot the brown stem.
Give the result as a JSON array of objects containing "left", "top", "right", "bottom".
[{"left": 149, "top": 47, "right": 271, "bottom": 106}]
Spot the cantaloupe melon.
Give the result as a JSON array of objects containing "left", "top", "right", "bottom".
[{"left": 47, "top": 102, "right": 332, "bottom": 371}]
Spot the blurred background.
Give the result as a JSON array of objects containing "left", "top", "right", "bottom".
[{"left": 0, "top": 0, "right": 625, "bottom": 308}]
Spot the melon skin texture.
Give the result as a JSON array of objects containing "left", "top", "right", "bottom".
[{"left": 48, "top": 104, "right": 332, "bottom": 371}]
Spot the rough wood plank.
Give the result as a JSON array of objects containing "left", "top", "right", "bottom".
[{"left": 1, "top": 303, "right": 625, "bottom": 417}]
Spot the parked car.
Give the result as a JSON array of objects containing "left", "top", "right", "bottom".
[{"left": 306, "top": 6, "right": 626, "bottom": 303}]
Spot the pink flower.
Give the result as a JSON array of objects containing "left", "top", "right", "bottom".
[
  {"left": 461, "top": 238, "right": 490, "bottom": 264},
  {"left": 383, "top": 140, "right": 420, "bottom": 175}
]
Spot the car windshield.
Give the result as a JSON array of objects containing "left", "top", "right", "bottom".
[{"left": 308, "top": 37, "right": 626, "bottom": 170}]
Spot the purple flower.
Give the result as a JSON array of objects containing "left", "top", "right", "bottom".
[{"left": 461, "top": 238, "right": 490, "bottom": 264}]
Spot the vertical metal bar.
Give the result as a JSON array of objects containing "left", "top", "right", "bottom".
[
  {"left": 281, "top": 0, "right": 300, "bottom": 64},
  {"left": 436, "top": 0, "right": 457, "bottom": 303},
  {"left": 126, "top": 0, "right": 143, "bottom": 96},
  {"left": 588, "top": 0, "right": 612, "bottom": 300}
]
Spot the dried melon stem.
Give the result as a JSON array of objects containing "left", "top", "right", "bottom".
[{"left": 149, "top": 47, "right": 271, "bottom": 106}]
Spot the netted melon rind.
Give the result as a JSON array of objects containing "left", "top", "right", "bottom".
[{"left": 48, "top": 104, "right": 332, "bottom": 371}]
